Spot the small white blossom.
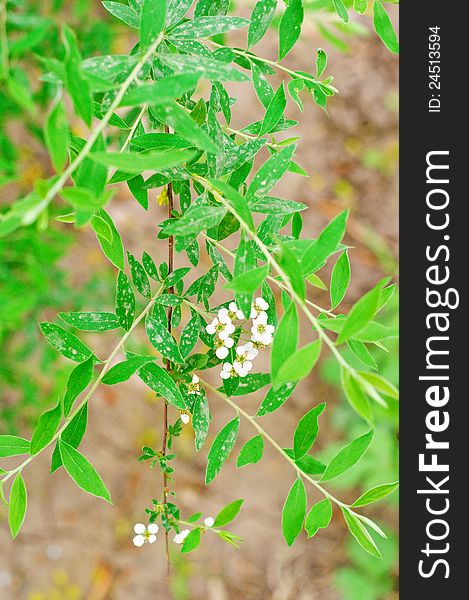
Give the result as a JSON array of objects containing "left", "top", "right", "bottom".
[
  {"left": 205, "top": 316, "right": 235, "bottom": 340},
  {"left": 220, "top": 362, "right": 237, "bottom": 380},
  {"left": 173, "top": 528, "right": 190, "bottom": 545},
  {"left": 233, "top": 344, "right": 258, "bottom": 377},
  {"left": 187, "top": 374, "right": 200, "bottom": 395},
  {"left": 214, "top": 334, "right": 234, "bottom": 359},
  {"left": 228, "top": 301, "right": 245, "bottom": 320},
  {"left": 133, "top": 522, "right": 159, "bottom": 547},
  {"left": 204, "top": 516, "right": 215, "bottom": 528},
  {"left": 180, "top": 413, "right": 190, "bottom": 425},
  {"left": 251, "top": 312, "right": 275, "bottom": 345},
  {"left": 250, "top": 296, "right": 269, "bottom": 319}
]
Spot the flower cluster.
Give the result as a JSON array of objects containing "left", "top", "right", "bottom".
[
  {"left": 173, "top": 517, "right": 214, "bottom": 545},
  {"left": 205, "top": 297, "right": 275, "bottom": 380}
]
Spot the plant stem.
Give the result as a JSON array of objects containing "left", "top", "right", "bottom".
[
  {"left": 0, "top": 0, "right": 8, "bottom": 80},
  {"left": 0, "top": 284, "right": 164, "bottom": 486},
  {"left": 162, "top": 127, "right": 174, "bottom": 578}
]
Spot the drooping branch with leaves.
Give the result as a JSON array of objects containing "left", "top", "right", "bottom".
[{"left": 0, "top": 0, "right": 399, "bottom": 569}]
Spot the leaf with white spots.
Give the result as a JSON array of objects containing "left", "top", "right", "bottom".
[
  {"left": 169, "top": 16, "right": 249, "bottom": 39},
  {"left": 247, "top": 145, "right": 296, "bottom": 200},
  {"left": 127, "top": 252, "right": 151, "bottom": 299},
  {"left": 146, "top": 315, "right": 185, "bottom": 364},
  {"left": 59, "top": 311, "right": 119, "bottom": 332},
  {"left": 40, "top": 323, "right": 94, "bottom": 363},
  {"left": 248, "top": 0, "right": 277, "bottom": 48},
  {"left": 205, "top": 416, "right": 239, "bottom": 484},
  {"left": 115, "top": 271, "right": 135, "bottom": 331},
  {"left": 137, "top": 362, "right": 187, "bottom": 409},
  {"left": 278, "top": 0, "right": 303, "bottom": 60},
  {"left": 192, "top": 391, "right": 211, "bottom": 451},
  {"left": 256, "top": 382, "right": 296, "bottom": 416},
  {"left": 180, "top": 314, "right": 200, "bottom": 359}
]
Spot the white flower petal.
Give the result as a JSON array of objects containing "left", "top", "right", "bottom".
[
  {"left": 206, "top": 324, "right": 216, "bottom": 335},
  {"left": 133, "top": 535, "right": 145, "bottom": 547},
  {"left": 229, "top": 302, "right": 238, "bottom": 312},
  {"left": 218, "top": 329, "right": 229, "bottom": 341},
  {"left": 223, "top": 362, "right": 232, "bottom": 372},
  {"left": 236, "top": 345, "right": 246, "bottom": 356},
  {"left": 236, "top": 310, "right": 245, "bottom": 320},
  {"left": 192, "top": 374, "right": 199, "bottom": 384},
  {"left": 204, "top": 517, "right": 215, "bottom": 528},
  {"left": 216, "top": 346, "right": 229, "bottom": 359},
  {"left": 250, "top": 307, "right": 257, "bottom": 319},
  {"left": 134, "top": 523, "right": 146, "bottom": 534},
  {"left": 173, "top": 534, "right": 183, "bottom": 544},
  {"left": 254, "top": 312, "right": 268, "bottom": 325},
  {"left": 220, "top": 371, "right": 230, "bottom": 379},
  {"left": 148, "top": 534, "right": 157, "bottom": 544},
  {"left": 245, "top": 361, "right": 253, "bottom": 372},
  {"left": 148, "top": 523, "right": 159, "bottom": 534},
  {"left": 225, "top": 323, "right": 235, "bottom": 335},
  {"left": 224, "top": 336, "right": 234, "bottom": 349},
  {"left": 181, "top": 413, "right": 190, "bottom": 425},
  {"left": 257, "top": 297, "right": 269, "bottom": 311},
  {"left": 265, "top": 324, "right": 275, "bottom": 334}
]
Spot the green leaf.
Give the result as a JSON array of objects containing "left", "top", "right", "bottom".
[
  {"left": 181, "top": 527, "right": 201, "bottom": 553},
  {"left": 142, "top": 252, "right": 159, "bottom": 280},
  {"left": 59, "top": 439, "right": 111, "bottom": 503},
  {"left": 30, "top": 402, "right": 62, "bottom": 455},
  {"left": 237, "top": 435, "right": 264, "bottom": 468},
  {"left": 102, "top": 1, "right": 139, "bottom": 27},
  {"left": 305, "top": 498, "right": 332, "bottom": 538},
  {"left": 62, "top": 26, "right": 92, "bottom": 127},
  {"left": 127, "top": 252, "right": 151, "bottom": 299},
  {"left": 252, "top": 63, "right": 274, "bottom": 108},
  {"left": 9, "top": 474, "right": 27, "bottom": 539},
  {"left": 214, "top": 498, "right": 244, "bottom": 527},
  {"left": 205, "top": 416, "right": 240, "bottom": 484},
  {"left": 282, "top": 477, "right": 306, "bottom": 546},
  {"left": 352, "top": 482, "right": 399, "bottom": 508},
  {"left": 154, "top": 101, "right": 218, "bottom": 153},
  {"left": 332, "top": 0, "right": 349, "bottom": 23},
  {"left": 277, "top": 241, "right": 306, "bottom": 300},
  {"left": 278, "top": 0, "right": 303, "bottom": 60},
  {"left": 40, "top": 323, "right": 93, "bottom": 362},
  {"left": 59, "top": 311, "right": 119, "bottom": 332},
  {"left": 354, "top": 0, "right": 368, "bottom": 14},
  {"left": 120, "top": 74, "right": 200, "bottom": 107},
  {"left": 330, "top": 251, "right": 350, "bottom": 309},
  {"left": 341, "top": 368, "right": 372, "bottom": 423},
  {"left": 248, "top": 0, "right": 277, "bottom": 48},
  {"left": 359, "top": 371, "right": 399, "bottom": 400},
  {"left": 140, "top": 0, "right": 167, "bottom": 50},
  {"left": 161, "top": 53, "right": 250, "bottom": 83},
  {"left": 180, "top": 314, "right": 200, "bottom": 359},
  {"left": 316, "top": 49, "right": 327, "bottom": 78},
  {"left": 167, "top": 0, "right": 194, "bottom": 25},
  {"left": 341, "top": 508, "right": 381, "bottom": 558},
  {"left": 90, "top": 149, "right": 195, "bottom": 174},
  {"left": 260, "top": 82, "right": 286, "bottom": 135},
  {"left": 0, "top": 436, "right": 30, "bottom": 458},
  {"left": 146, "top": 315, "right": 185, "bottom": 363},
  {"left": 44, "top": 97, "right": 69, "bottom": 172},
  {"left": 293, "top": 402, "right": 325, "bottom": 460},
  {"left": 321, "top": 430, "right": 374, "bottom": 481},
  {"left": 164, "top": 206, "right": 227, "bottom": 236},
  {"left": 209, "top": 178, "right": 255, "bottom": 233},
  {"left": 250, "top": 196, "right": 307, "bottom": 215},
  {"left": 231, "top": 373, "right": 271, "bottom": 396},
  {"left": 138, "top": 362, "right": 187, "bottom": 408},
  {"left": 102, "top": 356, "right": 155, "bottom": 385},
  {"left": 286, "top": 450, "right": 326, "bottom": 476},
  {"left": 115, "top": 271, "right": 135, "bottom": 331},
  {"left": 170, "top": 16, "right": 249, "bottom": 39},
  {"left": 336, "top": 280, "right": 383, "bottom": 344},
  {"left": 94, "top": 209, "right": 125, "bottom": 271},
  {"left": 373, "top": 0, "right": 399, "bottom": 54},
  {"left": 256, "top": 382, "right": 296, "bottom": 416},
  {"left": 275, "top": 339, "right": 322, "bottom": 387},
  {"left": 247, "top": 145, "right": 296, "bottom": 200},
  {"left": 271, "top": 302, "right": 298, "bottom": 382},
  {"left": 51, "top": 404, "right": 88, "bottom": 473},
  {"left": 225, "top": 265, "right": 269, "bottom": 294},
  {"left": 192, "top": 392, "right": 211, "bottom": 451},
  {"left": 300, "top": 210, "right": 348, "bottom": 275}
]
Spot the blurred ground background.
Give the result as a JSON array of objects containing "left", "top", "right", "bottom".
[{"left": 0, "top": 2, "right": 398, "bottom": 598}]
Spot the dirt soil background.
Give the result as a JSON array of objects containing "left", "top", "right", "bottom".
[{"left": 1, "top": 7, "right": 398, "bottom": 600}]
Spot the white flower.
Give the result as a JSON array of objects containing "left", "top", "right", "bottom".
[
  {"left": 173, "top": 528, "right": 190, "bottom": 545},
  {"left": 228, "top": 301, "right": 245, "bottom": 320},
  {"left": 187, "top": 374, "right": 200, "bottom": 395},
  {"left": 233, "top": 343, "right": 258, "bottom": 377},
  {"left": 214, "top": 334, "right": 234, "bottom": 359},
  {"left": 205, "top": 316, "right": 235, "bottom": 340},
  {"left": 251, "top": 312, "right": 275, "bottom": 345},
  {"left": 133, "top": 522, "right": 159, "bottom": 547},
  {"left": 250, "top": 297, "right": 269, "bottom": 319},
  {"left": 220, "top": 362, "right": 237, "bottom": 380},
  {"left": 180, "top": 413, "right": 190, "bottom": 425},
  {"left": 204, "top": 516, "right": 215, "bottom": 528}
]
